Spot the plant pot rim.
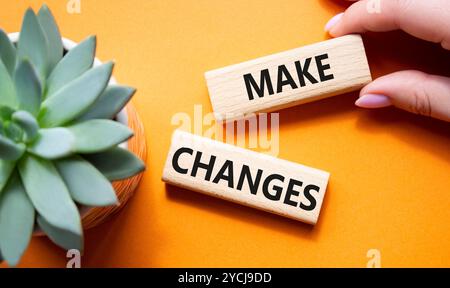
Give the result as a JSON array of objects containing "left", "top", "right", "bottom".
[{"left": 7, "top": 32, "right": 128, "bottom": 149}]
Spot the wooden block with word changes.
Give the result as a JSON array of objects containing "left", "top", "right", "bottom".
[
  {"left": 205, "top": 34, "right": 372, "bottom": 121},
  {"left": 162, "top": 130, "right": 330, "bottom": 225}
]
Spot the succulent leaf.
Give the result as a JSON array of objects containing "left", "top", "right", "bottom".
[
  {"left": 84, "top": 147, "right": 145, "bottom": 181},
  {"left": 0, "top": 29, "right": 17, "bottom": 76},
  {"left": 39, "top": 62, "right": 114, "bottom": 128},
  {"left": 46, "top": 36, "right": 96, "bottom": 97},
  {"left": 0, "top": 134, "right": 25, "bottom": 161},
  {"left": 17, "top": 8, "right": 49, "bottom": 80},
  {"left": 11, "top": 111, "right": 39, "bottom": 143},
  {"left": 37, "top": 4, "right": 63, "bottom": 72},
  {"left": 0, "top": 106, "right": 15, "bottom": 122},
  {"left": 4, "top": 122, "right": 23, "bottom": 142},
  {"left": 18, "top": 155, "right": 82, "bottom": 235},
  {"left": 37, "top": 215, "right": 83, "bottom": 251},
  {"left": 67, "top": 119, "right": 132, "bottom": 154},
  {"left": 0, "top": 161, "right": 15, "bottom": 194},
  {"left": 0, "top": 59, "right": 16, "bottom": 109},
  {"left": 75, "top": 85, "right": 135, "bottom": 122},
  {"left": 0, "top": 172, "right": 35, "bottom": 266},
  {"left": 14, "top": 60, "right": 42, "bottom": 116},
  {"left": 55, "top": 156, "right": 118, "bottom": 206},
  {"left": 27, "top": 128, "right": 74, "bottom": 159}
]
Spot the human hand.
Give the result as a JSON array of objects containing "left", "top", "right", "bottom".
[{"left": 325, "top": 0, "right": 450, "bottom": 122}]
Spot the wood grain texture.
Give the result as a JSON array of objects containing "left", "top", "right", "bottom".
[
  {"left": 162, "top": 130, "right": 330, "bottom": 225},
  {"left": 205, "top": 34, "right": 372, "bottom": 121}
]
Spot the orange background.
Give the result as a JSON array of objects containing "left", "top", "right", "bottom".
[{"left": 0, "top": 0, "right": 449, "bottom": 268}]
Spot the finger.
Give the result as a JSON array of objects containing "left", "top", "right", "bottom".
[
  {"left": 355, "top": 70, "right": 450, "bottom": 122},
  {"left": 325, "top": 0, "right": 450, "bottom": 50}
]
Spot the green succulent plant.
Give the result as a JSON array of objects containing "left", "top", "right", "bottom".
[{"left": 0, "top": 5, "right": 145, "bottom": 266}]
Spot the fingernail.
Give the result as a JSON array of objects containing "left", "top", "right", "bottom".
[
  {"left": 355, "top": 94, "right": 392, "bottom": 108},
  {"left": 325, "top": 13, "right": 344, "bottom": 32}
]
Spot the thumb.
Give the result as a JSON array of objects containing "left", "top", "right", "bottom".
[{"left": 355, "top": 70, "right": 450, "bottom": 122}]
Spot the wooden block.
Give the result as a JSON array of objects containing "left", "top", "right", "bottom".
[
  {"left": 162, "top": 130, "right": 330, "bottom": 225},
  {"left": 205, "top": 34, "right": 372, "bottom": 121}
]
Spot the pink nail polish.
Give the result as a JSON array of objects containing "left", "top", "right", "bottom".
[
  {"left": 355, "top": 94, "right": 392, "bottom": 108},
  {"left": 325, "top": 13, "right": 344, "bottom": 32}
]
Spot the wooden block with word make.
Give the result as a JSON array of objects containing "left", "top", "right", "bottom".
[
  {"left": 205, "top": 34, "right": 372, "bottom": 121},
  {"left": 162, "top": 130, "right": 330, "bottom": 225}
]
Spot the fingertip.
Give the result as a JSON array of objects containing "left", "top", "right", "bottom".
[
  {"left": 324, "top": 13, "right": 344, "bottom": 35},
  {"left": 355, "top": 94, "right": 392, "bottom": 108},
  {"left": 356, "top": 71, "right": 450, "bottom": 121}
]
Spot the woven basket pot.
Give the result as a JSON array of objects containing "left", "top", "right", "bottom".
[
  {"left": 82, "top": 103, "right": 146, "bottom": 229},
  {"left": 8, "top": 33, "right": 147, "bottom": 230}
]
